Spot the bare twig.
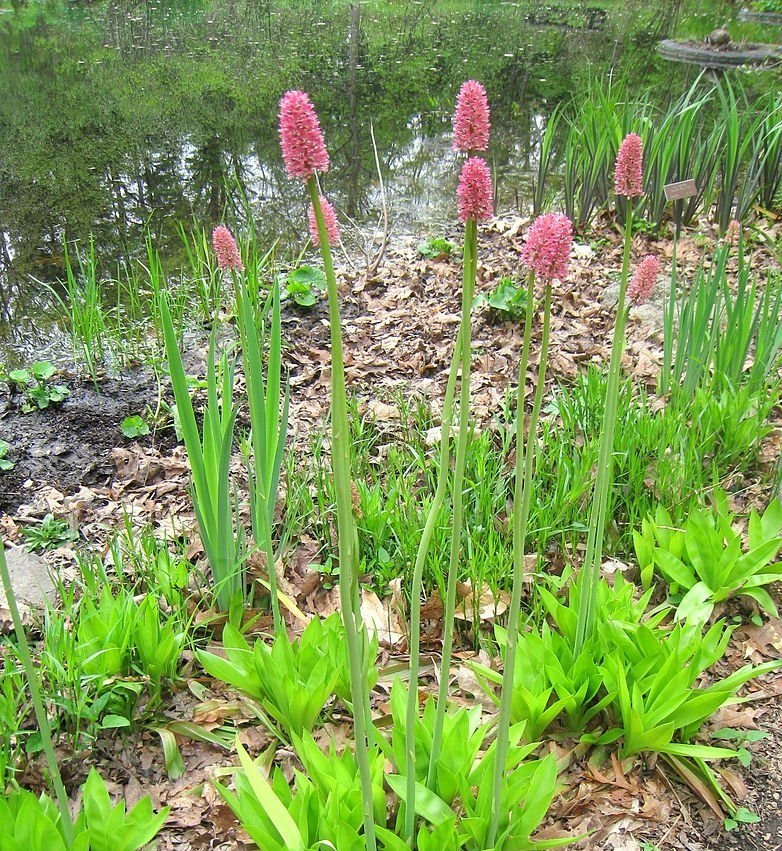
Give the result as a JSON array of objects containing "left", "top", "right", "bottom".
[{"left": 367, "top": 120, "right": 390, "bottom": 278}]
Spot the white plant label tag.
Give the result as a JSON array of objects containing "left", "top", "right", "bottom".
[{"left": 664, "top": 179, "right": 698, "bottom": 201}]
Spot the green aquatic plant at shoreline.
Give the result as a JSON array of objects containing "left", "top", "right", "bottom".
[{"left": 2, "top": 361, "right": 69, "bottom": 413}]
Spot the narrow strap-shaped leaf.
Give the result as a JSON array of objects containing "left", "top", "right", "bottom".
[
  {"left": 265, "top": 280, "right": 283, "bottom": 471},
  {"left": 160, "top": 296, "right": 215, "bottom": 533}
]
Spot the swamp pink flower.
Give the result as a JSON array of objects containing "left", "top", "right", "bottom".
[
  {"left": 628, "top": 255, "right": 660, "bottom": 304},
  {"left": 520, "top": 213, "right": 573, "bottom": 282},
  {"left": 308, "top": 196, "right": 341, "bottom": 246},
  {"left": 212, "top": 225, "right": 244, "bottom": 272},
  {"left": 614, "top": 133, "right": 644, "bottom": 197},
  {"left": 453, "top": 80, "right": 490, "bottom": 152},
  {"left": 726, "top": 219, "right": 741, "bottom": 245},
  {"left": 457, "top": 157, "right": 493, "bottom": 223},
  {"left": 278, "top": 90, "right": 330, "bottom": 181}
]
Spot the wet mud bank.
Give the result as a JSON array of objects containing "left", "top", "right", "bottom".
[{"left": 0, "top": 370, "right": 173, "bottom": 513}]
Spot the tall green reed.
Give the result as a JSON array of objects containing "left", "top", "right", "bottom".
[
  {"left": 308, "top": 181, "right": 378, "bottom": 851},
  {"left": 662, "top": 233, "right": 782, "bottom": 399},
  {"left": 54, "top": 239, "right": 107, "bottom": 379},
  {"left": 539, "top": 76, "right": 777, "bottom": 233}
]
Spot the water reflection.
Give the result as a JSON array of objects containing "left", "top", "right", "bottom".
[{"left": 0, "top": 0, "right": 727, "bottom": 362}]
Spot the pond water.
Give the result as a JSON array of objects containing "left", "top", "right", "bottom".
[{"left": 0, "top": 0, "right": 765, "bottom": 363}]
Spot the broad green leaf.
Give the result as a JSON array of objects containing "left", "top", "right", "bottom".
[
  {"left": 513, "top": 754, "right": 558, "bottom": 837},
  {"left": 675, "top": 582, "right": 714, "bottom": 625},
  {"left": 739, "top": 587, "right": 778, "bottom": 617},
  {"left": 386, "top": 774, "right": 453, "bottom": 826},
  {"left": 653, "top": 549, "right": 697, "bottom": 589},
  {"left": 234, "top": 739, "right": 305, "bottom": 851}
]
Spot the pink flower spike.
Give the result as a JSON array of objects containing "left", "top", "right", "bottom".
[
  {"left": 628, "top": 255, "right": 660, "bottom": 304},
  {"left": 457, "top": 157, "right": 493, "bottom": 223},
  {"left": 278, "top": 90, "right": 330, "bottom": 181},
  {"left": 614, "top": 133, "right": 644, "bottom": 198},
  {"left": 308, "top": 196, "right": 341, "bottom": 247},
  {"left": 520, "top": 213, "right": 573, "bottom": 283},
  {"left": 453, "top": 80, "right": 490, "bottom": 152},
  {"left": 212, "top": 225, "right": 244, "bottom": 272}
]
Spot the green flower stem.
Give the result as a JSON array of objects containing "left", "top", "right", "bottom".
[
  {"left": 573, "top": 204, "right": 634, "bottom": 655},
  {"left": 0, "top": 544, "right": 73, "bottom": 844},
  {"left": 427, "top": 217, "right": 477, "bottom": 785},
  {"left": 307, "top": 179, "right": 377, "bottom": 851},
  {"left": 404, "top": 325, "right": 461, "bottom": 844},
  {"left": 487, "top": 274, "right": 552, "bottom": 846},
  {"left": 661, "top": 224, "right": 679, "bottom": 395}
]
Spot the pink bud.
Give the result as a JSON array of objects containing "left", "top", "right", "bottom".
[
  {"left": 726, "top": 219, "right": 741, "bottom": 245},
  {"left": 520, "top": 213, "right": 573, "bottom": 283},
  {"left": 628, "top": 255, "right": 660, "bottom": 304},
  {"left": 453, "top": 80, "right": 490, "bottom": 153},
  {"left": 212, "top": 226, "right": 244, "bottom": 272},
  {"left": 308, "top": 196, "right": 341, "bottom": 247},
  {"left": 457, "top": 157, "right": 493, "bottom": 223},
  {"left": 614, "top": 133, "right": 644, "bottom": 198},
  {"left": 278, "top": 90, "right": 330, "bottom": 182}
]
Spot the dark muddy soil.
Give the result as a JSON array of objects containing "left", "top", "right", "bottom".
[{"left": 0, "top": 370, "right": 177, "bottom": 513}]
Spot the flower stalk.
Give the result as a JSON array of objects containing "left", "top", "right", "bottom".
[
  {"left": 427, "top": 139, "right": 492, "bottom": 788},
  {"left": 573, "top": 203, "right": 634, "bottom": 654},
  {"left": 486, "top": 275, "right": 548, "bottom": 845},
  {"left": 404, "top": 325, "right": 461, "bottom": 843},
  {"left": 279, "top": 87, "right": 376, "bottom": 848},
  {"left": 573, "top": 132, "right": 643, "bottom": 654},
  {"left": 0, "top": 544, "right": 74, "bottom": 843},
  {"left": 409, "top": 85, "right": 492, "bottom": 841},
  {"left": 427, "top": 215, "right": 478, "bottom": 785},
  {"left": 307, "top": 179, "right": 377, "bottom": 851},
  {"left": 487, "top": 209, "right": 570, "bottom": 845}
]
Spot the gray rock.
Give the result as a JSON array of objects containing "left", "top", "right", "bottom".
[
  {"left": 0, "top": 547, "right": 56, "bottom": 613},
  {"left": 601, "top": 282, "right": 620, "bottom": 308}
]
